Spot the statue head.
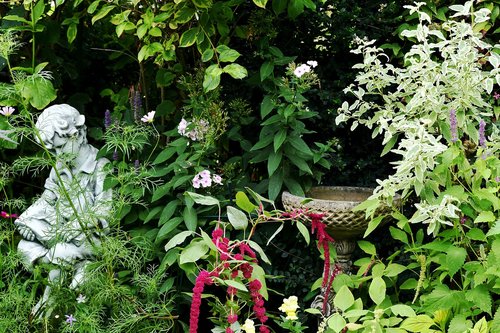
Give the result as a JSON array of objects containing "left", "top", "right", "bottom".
[{"left": 36, "top": 104, "right": 87, "bottom": 153}]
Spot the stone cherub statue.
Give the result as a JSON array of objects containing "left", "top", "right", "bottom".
[{"left": 14, "top": 104, "right": 112, "bottom": 315}]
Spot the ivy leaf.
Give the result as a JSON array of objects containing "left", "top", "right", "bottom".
[{"left": 445, "top": 245, "right": 466, "bottom": 277}]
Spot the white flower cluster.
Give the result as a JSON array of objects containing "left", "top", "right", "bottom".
[
  {"left": 293, "top": 60, "right": 318, "bottom": 78},
  {"left": 192, "top": 170, "right": 223, "bottom": 189},
  {"left": 178, "top": 118, "right": 209, "bottom": 141},
  {"left": 410, "top": 195, "right": 461, "bottom": 236}
]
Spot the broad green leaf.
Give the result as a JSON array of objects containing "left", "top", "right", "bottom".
[
  {"left": 200, "top": 229, "right": 218, "bottom": 252},
  {"left": 334, "top": 285, "right": 355, "bottom": 312},
  {"left": 159, "top": 200, "right": 180, "bottom": 225},
  {"left": 391, "top": 304, "right": 416, "bottom": 317},
  {"left": 67, "top": 23, "right": 78, "bottom": 43},
  {"left": 261, "top": 95, "right": 274, "bottom": 118},
  {"left": 248, "top": 240, "right": 271, "bottom": 264},
  {"left": 472, "top": 317, "right": 489, "bottom": 333},
  {"left": 183, "top": 206, "right": 198, "bottom": 231},
  {"left": 288, "top": 136, "right": 313, "bottom": 156},
  {"left": 32, "top": 0, "right": 45, "bottom": 22},
  {"left": 288, "top": 0, "right": 304, "bottom": 19},
  {"left": 287, "top": 154, "right": 312, "bottom": 175},
  {"left": 219, "top": 48, "right": 240, "bottom": 62},
  {"left": 252, "top": 0, "right": 268, "bottom": 9},
  {"left": 369, "top": 276, "right": 386, "bottom": 305},
  {"left": 203, "top": 64, "right": 222, "bottom": 91},
  {"left": 474, "top": 211, "right": 495, "bottom": 223},
  {"left": 400, "top": 315, "right": 435, "bottom": 332},
  {"left": 384, "top": 263, "right": 407, "bottom": 277},
  {"left": 227, "top": 206, "right": 248, "bottom": 230},
  {"left": 446, "top": 246, "right": 466, "bottom": 277},
  {"left": 260, "top": 61, "right": 274, "bottom": 81},
  {"left": 267, "top": 150, "right": 282, "bottom": 176},
  {"left": 179, "top": 241, "right": 209, "bottom": 264},
  {"left": 223, "top": 63, "right": 247, "bottom": 79},
  {"left": 179, "top": 27, "right": 198, "bottom": 47},
  {"left": 192, "top": 0, "right": 211, "bottom": 8},
  {"left": 185, "top": 191, "right": 220, "bottom": 206},
  {"left": 268, "top": 169, "right": 283, "bottom": 201},
  {"left": 87, "top": 0, "right": 100, "bottom": 14},
  {"left": 201, "top": 48, "right": 214, "bottom": 62},
  {"left": 164, "top": 230, "right": 194, "bottom": 252},
  {"left": 296, "top": 222, "right": 310, "bottom": 245},
  {"left": 92, "top": 5, "right": 115, "bottom": 24},
  {"left": 157, "top": 217, "right": 183, "bottom": 242},
  {"left": 390, "top": 226, "right": 409, "bottom": 244},
  {"left": 235, "top": 191, "right": 257, "bottom": 213},
  {"left": 327, "top": 313, "right": 346, "bottom": 333},
  {"left": 273, "top": 128, "right": 287, "bottom": 152},
  {"left": 21, "top": 77, "right": 57, "bottom": 110},
  {"left": 357, "top": 240, "right": 377, "bottom": 256},
  {"left": 144, "top": 206, "right": 163, "bottom": 224},
  {"left": 448, "top": 314, "right": 473, "bottom": 333},
  {"left": 363, "top": 215, "right": 384, "bottom": 237},
  {"left": 224, "top": 280, "right": 248, "bottom": 291}
]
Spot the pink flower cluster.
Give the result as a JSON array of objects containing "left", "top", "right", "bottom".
[
  {"left": 178, "top": 118, "right": 209, "bottom": 141},
  {"left": 193, "top": 170, "right": 223, "bottom": 189},
  {"left": 249, "top": 279, "right": 270, "bottom": 333}
]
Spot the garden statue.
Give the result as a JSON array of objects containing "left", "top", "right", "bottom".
[{"left": 14, "top": 104, "right": 112, "bottom": 316}]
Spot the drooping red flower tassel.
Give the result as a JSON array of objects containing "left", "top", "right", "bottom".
[{"left": 189, "top": 270, "right": 213, "bottom": 333}]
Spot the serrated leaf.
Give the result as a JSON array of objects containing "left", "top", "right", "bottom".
[
  {"left": 369, "top": 276, "right": 386, "bottom": 305},
  {"left": 465, "top": 285, "right": 491, "bottom": 315},
  {"left": 448, "top": 314, "right": 473, "bottom": 333},
  {"left": 334, "top": 285, "right": 355, "bottom": 312},
  {"left": 21, "top": 76, "right": 57, "bottom": 110},
  {"left": 164, "top": 230, "right": 194, "bottom": 252},
  {"left": 227, "top": 206, "right": 248, "bottom": 230},
  {"left": 474, "top": 211, "right": 495, "bottom": 223},
  {"left": 446, "top": 246, "right": 466, "bottom": 277}
]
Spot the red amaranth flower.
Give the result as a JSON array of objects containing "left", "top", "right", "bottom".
[
  {"left": 249, "top": 279, "right": 268, "bottom": 326},
  {"left": 189, "top": 270, "right": 213, "bottom": 333},
  {"left": 226, "top": 328, "right": 234, "bottom": 333},
  {"left": 239, "top": 243, "right": 257, "bottom": 262},
  {"left": 227, "top": 313, "right": 238, "bottom": 324},
  {"left": 308, "top": 212, "right": 335, "bottom": 313}
]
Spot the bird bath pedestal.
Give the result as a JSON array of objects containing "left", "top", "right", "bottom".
[{"left": 282, "top": 186, "right": 394, "bottom": 316}]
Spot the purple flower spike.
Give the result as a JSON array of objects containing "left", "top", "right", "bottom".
[
  {"left": 113, "top": 150, "right": 119, "bottom": 161},
  {"left": 479, "top": 119, "right": 486, "bottom": 148},
  {"left": 104, "top": 109, "right": 112, "bottom": 129},
  {"left": 134, "top": 159, "right": 140, "bottom": 172},
  {"left": 449, "top": 109, "right": 458, "bottom": 143}
]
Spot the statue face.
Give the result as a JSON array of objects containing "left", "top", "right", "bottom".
[{"left": 51, "top": 131, "right": 83, "bottom": 156}]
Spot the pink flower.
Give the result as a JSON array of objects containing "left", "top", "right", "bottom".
[
  {"left": 0, "top": 106, "right": 15, "bottom": 116},
  {"left": 1, "top": 211, "right": 18, "bottom": 219},
  {"left": 200, "top": 176, "right": 212, "bottom": 188},
  {"left": 213, "top": 174, "right": 223, "bottom": 185},
  {"left": 178, "top": 118, "right": 189, "bottom": 135},
  {"left": 494, "top": 92, "right": 500, "bottom": 100},
  {"left": 192, "top": 175, "right": 201, "bottom": 189},
  {"left": 227, "top": 313, "right": 238, "bottom": 324}
]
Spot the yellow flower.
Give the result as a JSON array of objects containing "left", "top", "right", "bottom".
[
  {"left": 241, "top": 319, "right": 255, "bottom": 333},
  {"left": 278, "top": 295, "right": 299, "bottom": 320}
]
